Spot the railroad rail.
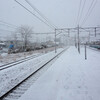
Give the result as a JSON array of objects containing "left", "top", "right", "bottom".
[
  {"left": 0, "top": 48, "right": 67, "bottom": 100},
  {"left": 87, "top": 46, "right": 100, "bottom": 52},
  {"left": 0, "top": 53, "right": 43, "bottom": 71}
]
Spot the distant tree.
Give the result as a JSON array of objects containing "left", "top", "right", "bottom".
[
  {"left": 12, "top": 33, "right": 18, "bottom": 48},
  {"left": 17, "top": 25, "right": 33, "bottom": 51}
]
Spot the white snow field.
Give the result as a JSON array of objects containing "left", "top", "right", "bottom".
[{"left": 18, "top": 46, "right": 100, "bottom": 100}]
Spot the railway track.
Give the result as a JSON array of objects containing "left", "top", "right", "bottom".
[
  {"left": 0, "top": 53, "right": 43, "bottom": 71},
  {"left": 0, "top": 48, "right": 67, "bottom": 100},
  {"left": 87, "top": 46, "right": 100, "bottom": 52}
]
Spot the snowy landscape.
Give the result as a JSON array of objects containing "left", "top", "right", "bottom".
[
  {"left": 0, "top": 0, "right": 100, "bottom": 100},
  {"left": 18, "top": 46, "right": 100, "bottom": 100},
  {"left": 0, "top": 47, "right": 64, "bottom": 97},
  {"left": 0, "top": 46, "right": 100, "bottom": 100}
]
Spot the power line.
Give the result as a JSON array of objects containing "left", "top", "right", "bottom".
[
  {"left": 81, "top": 0, "right": 96, "bottom": 26},
  {"left": 14, "top": 0, "right": 55, "bottom": 30},
  {"left": 81, "top": 0, "right": 97, "bottom": 26},
  {"left": 78, "top": 0, "right": 86, "bottom": 24},
  {"left": 0, "top": 23, "right": 17, "bottom": 30},
  {"left": 76, "top": 0, "right": 82, "bottom": 25},
  {"left": 0, "top": 20, "right": 18, "bottom": 28},
  {"left": 0, "top": 29, "right": 15, "bottom": 32},
  {"left": 25, "top": 0, "right": 57, "bottom": 29},
  {"left": 31, "top": 32, "right": 55, "bottom": 35},
  {"left": 15, "top": 0, "right": 69, "bottom": 36},
  {"left": 25, "top": 0, "right": 66, "bottom": 35}
]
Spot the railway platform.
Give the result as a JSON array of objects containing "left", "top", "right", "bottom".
[{"left": 18, "top": 46, "right": 100, "bottom": 100}]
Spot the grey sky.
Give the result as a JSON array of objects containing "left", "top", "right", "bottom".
[{"left": 0, "top": 0, "right": 100, "bottom": 38}]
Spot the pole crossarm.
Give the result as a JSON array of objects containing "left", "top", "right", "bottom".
[
  {"left": 56, "top": 32, "right": 62, "bottom": 36},
  {"left": 54, "top": 26, "right": 100, "bottom": 35},
  {"left": 55, "top": 27, "right": 77, "bottom": 31},
  {"left": 31, "top": 32, "right": 55, "bottom": 35},
  {"left": 80, "top": 27, "right": 90, "bottom": 33},
  {"left": 80, "top": 27, "right": 100, "bottom": 29}
]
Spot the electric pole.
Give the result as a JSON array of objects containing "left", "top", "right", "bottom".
[
  {"left": 55, "top": 29, "right": 57, "bottom": 53},
  {"left": 75, "top": 34, "right": 77, "bottom": 48},
  {"left": 77, "top": 25, "right": 80, "bottom": 53},
  {"left": 68, "top": 29, "right": 70, "bottom": 37},
  {"left": 94, "top": 27, "right": 96, "bottom": 37}
]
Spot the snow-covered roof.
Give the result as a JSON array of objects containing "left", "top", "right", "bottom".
[{"left": 0, "top": 43, "right": 5, "bottom": 45}]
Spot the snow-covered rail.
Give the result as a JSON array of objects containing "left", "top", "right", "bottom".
[
  {"left": 0, "top": 48, "right": 68, "bottom": 100},
  {"left": 87, "top": 46, "right": 100, "bottom": 52},
  {"left": 0, "top": 53, "right": 43, "bottom": 71}
]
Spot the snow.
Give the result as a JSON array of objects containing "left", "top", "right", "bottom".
[
  {"left": 0, "top": 48, "right": 64, "bottom": 97},
  {"left": 0, "top": 47, "right": 59, "bottom": 66},
  {"left": 0, "top": 47, "right": 63, "bottom": 65},
  {"left": 18, "top": 46, "right": 100, "bottom": 100},
  {"left": 0, "top": 50, "right": 41, "bottom": 66},
  {"left": 0, "top": 53, "right": 8, "bottom": 57}
]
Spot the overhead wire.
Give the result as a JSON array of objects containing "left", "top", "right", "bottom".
[
  {"left": 80, "top": 0, "right": 97, "bottom": 26},
  {"left": 15, "top": 0, "right": 70, "bottom": 36},
  {"left": 24, "top": 0, "right": 67, "bottom": 35},
  {"left": 14, "top": 0, "right": 55, "bottom": 30},
  {"left": 78, "top": 0, "right": 86, "bottom": 24},
  {"left": 31, "top": 32, "right": 55, "bottom": 35},
  {"left": 0, "top": 21, "right": 17, "bottom": 32},
  {"left": 76, "top": 0, "right": 82, "bottom": 26},
  {"left": 0, "top": 20, "right": 18, "bottom": 29},
  {"left": 25, "top": 0, "right": 57, "bottom": 29},
  {"left": 0, "top": 23, "right": 15, "bottom": 29},
  {"left": 0, "top": 29, "right": 14, "bottom": 32}
]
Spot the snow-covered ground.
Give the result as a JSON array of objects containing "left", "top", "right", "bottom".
[
  {"left": 0, "top": 50, "right": 41, "bottom": 66},
  {"left": 0, "top": 48, "right": 64, "bottom": 97},
  {"left": 17, "top": 46, "right": 100, "bottom": 100},
  {"left": 0, "top": 47, "right": 56, "bottom": 66}
]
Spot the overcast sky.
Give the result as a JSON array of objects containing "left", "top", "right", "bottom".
[{"left": 0, "top": 0, "right": 100, "bottom": 38}]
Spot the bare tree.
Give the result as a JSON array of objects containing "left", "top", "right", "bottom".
[
  {"left": 12, "top": 33, "right": 18, "bottom": 48},
  {"left": 17, "top": 25, "right": 33, "bottom": 51}
]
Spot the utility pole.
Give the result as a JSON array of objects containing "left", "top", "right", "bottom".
[
  {"left": 75, "top": 34, "right": 77, "bottom": 48},
  {"left": 88, "top": 31, "right": 90, "bottom": 43},
  {"left": 94, "top": 27, "right": 96, "bottom": 37},
  {"left": 77, "top": 25, "right": 80, "bottom": 53},
  {"left": 55, "top": 29, "right": 57, "bottom": 53},
  {"left": 68, "top": 29, "right": 70, "bottom": 37},
  {"left": 85, "top": 43, "right": 87, "bottom": 60}
]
